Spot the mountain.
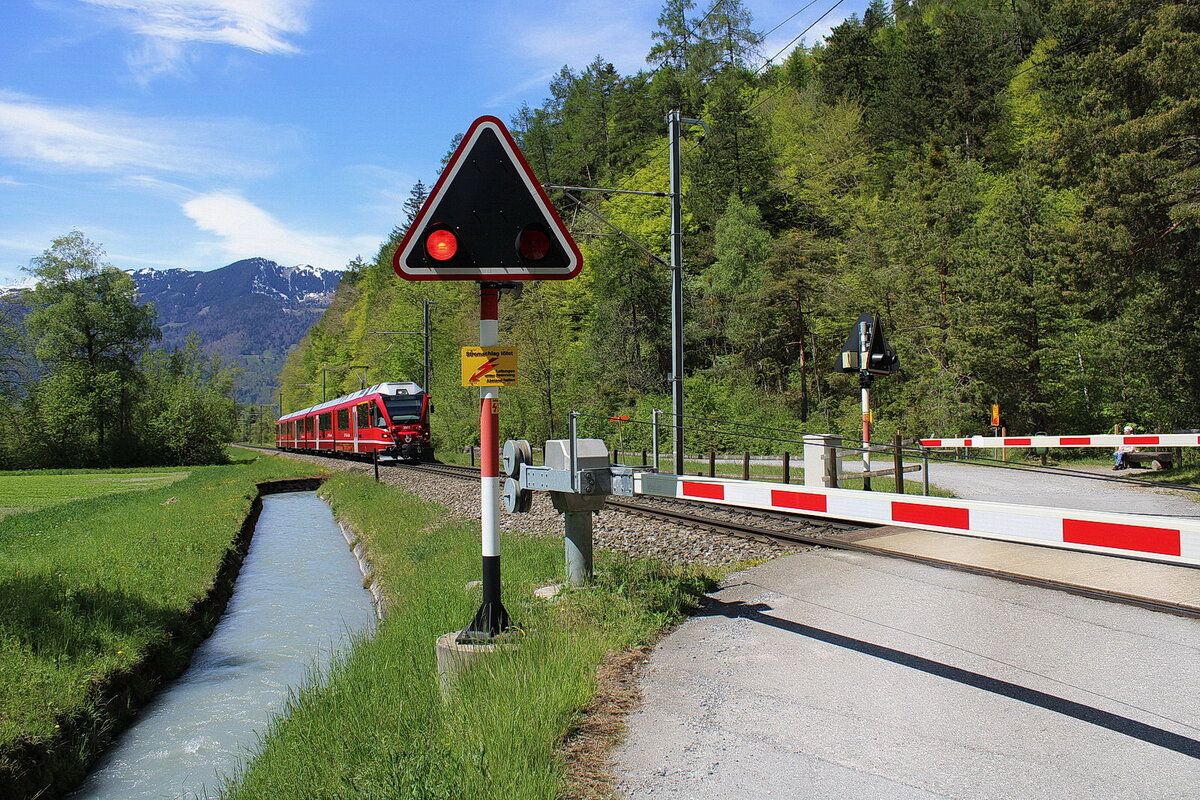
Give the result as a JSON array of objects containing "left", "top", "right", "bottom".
[{"left": 128, "top": 258, "right": 342, "bottom": 404}]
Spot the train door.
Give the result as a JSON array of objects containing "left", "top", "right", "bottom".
[
  {"left": 336, "top": 407, "right": 350, "bottom": 453},
  {"left": 355, "top": 402, "right": 370, "bottom": 454},
  {"left": 319, "top": 412, "right": 332, "bottom": 450}
]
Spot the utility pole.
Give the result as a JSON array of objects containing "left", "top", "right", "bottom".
[
  {"left": 667, "top": 110, "right": 708, "bottom": 476},
  {"left": 423, "top": 299, "right": 433, "bottom": 392}
]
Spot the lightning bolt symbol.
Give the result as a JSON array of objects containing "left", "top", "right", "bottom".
[{"left": 469, "top": 357, "right": 500, "bottom": 382}]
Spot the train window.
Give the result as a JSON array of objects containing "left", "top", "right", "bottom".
[
  {"left": 382, "top": 393, "right": 424, "bottom": 424},
  {"left": 307, "top": 417, "right": 314, "bottom": 435},
  {"left": 337, "top": 408, "right": 349, "bottom": 430},
  {"left": 356, "top": 403, "right": 370, "bottom": 428},
  {"left": 319, "top": 412, "right": 331, "bottom": 431}
]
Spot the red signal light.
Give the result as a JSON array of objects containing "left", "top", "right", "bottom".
[
  {"left": 426, "top": 229, "right": 458, "bottom": 261},
  {"left": 517, "top": 225, "right": 551, "bottom": 261}
]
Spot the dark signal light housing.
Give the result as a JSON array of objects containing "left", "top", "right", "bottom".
[
  {"left": 517, "top": 223, "right": 551, "bottom": 261},
  {"left": 425, "top": 227, "right": 458, "bottom": 261}
]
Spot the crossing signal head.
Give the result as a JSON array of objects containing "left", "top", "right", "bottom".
[
  {"left": 392, "top": 116, "right": 582, "bottom": 281},
  {"left": 424, "top": 227, "right": 458, "bottom": 261},
  {"left": 517, "top": 224, "right": 551, "bottom": 261}
]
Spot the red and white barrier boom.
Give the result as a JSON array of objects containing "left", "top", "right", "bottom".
[
  {"left": 920, "top": 433, "right": 1200, "bottom": 449},
  {"left": 633, "top": 473, "right": 1200, "bottom": 566}
]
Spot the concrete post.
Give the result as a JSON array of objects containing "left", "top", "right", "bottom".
[
  {"left": 551, "top": 491, "right": 605, "bottom": 587},
  {"left": 804, "top": 434, "right": 842, "bottom": 488},
  {"left": 564, "top": 511, "right": 594, "bottom": 587}
]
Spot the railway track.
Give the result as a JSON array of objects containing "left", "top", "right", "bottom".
[{"left": 258, "top": 449, "right": 1199, "bottom": 618}]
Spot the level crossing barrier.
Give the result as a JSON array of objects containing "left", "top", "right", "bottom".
[
  {"left": 920, "top": 433, "right": 1200, "bottom": 449},
  {"left": 633, "top": 471, "right": 1200, "bottom": 566}
]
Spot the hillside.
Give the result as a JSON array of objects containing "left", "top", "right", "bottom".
[{"left": 279, "top": 0, "right": 1200, "bottom": 453}]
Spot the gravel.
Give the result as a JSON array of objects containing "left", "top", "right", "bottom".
[{"left": 267, "top": 451, "right": 809, "bottom": 567}]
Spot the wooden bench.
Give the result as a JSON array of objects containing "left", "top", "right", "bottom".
[{"left": 1123, "top": 451, "right": 1175, "bottom": 470}]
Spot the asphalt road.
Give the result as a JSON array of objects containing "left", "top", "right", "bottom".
[
  {"left": 876, "top": 457, "right": 1200, "bottom": 518},
  {"left": 614, "top": 550, "right": 1200, "bottom": 799}
]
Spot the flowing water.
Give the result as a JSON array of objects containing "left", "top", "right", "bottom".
[{"left": 69, "top": 490, "right": 377, "bottom": 800}]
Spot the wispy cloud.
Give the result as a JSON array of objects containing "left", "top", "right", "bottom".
[
  {"left": 486, "top": 3, "right": 650, "bottom": 107},
  {"left": 0, "top": 91, "right": 280, "bottom": 177},
  {"left": 79, "top": 0, "right": 311, "bottom": 78},
  {"left": 182, "top": 191, "right": 376, "bottom": 269},
  {"left": 81, "top": 0, "right": 311, "bottom": 53}
]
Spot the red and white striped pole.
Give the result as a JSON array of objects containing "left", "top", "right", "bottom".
[{"left": 461, "top": 282, "right": 511, "bottom": 642}]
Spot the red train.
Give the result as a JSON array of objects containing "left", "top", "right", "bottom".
[{"left": 275, "top": 381, "right": 433, "bottom": 462}]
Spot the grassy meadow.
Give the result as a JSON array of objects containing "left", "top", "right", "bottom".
[
  {"left": 0, "top": 451, "right": 321, "bottom": 791},
  {"left": 0, "top": 467, "right": 191, "bottom": 517}
]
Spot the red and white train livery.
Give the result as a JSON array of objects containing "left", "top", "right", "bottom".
[{"left": 275, "top": 382, "right": 433, "bottom": 462}]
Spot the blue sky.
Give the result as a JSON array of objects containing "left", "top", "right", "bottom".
[{"left": 0, "top": 0, "right": 871, "bottom": 285}]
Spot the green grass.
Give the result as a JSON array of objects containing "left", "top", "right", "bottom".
[
  {"left": 220, "top": 471, "right": 716, "bottom": 800},
  {"left": 0, "top": 469, "right": 191, "bottom": 517},
  {"left": 0, "top": 452, "right": 320, "bottom": 763}
]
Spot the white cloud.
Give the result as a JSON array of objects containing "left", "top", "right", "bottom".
[
  {"left": 81, "top": 0, "right": 311, "bottom": 53},
  {"left": 79, "top": 0, "right": 311, "bottom": 78},
  {"left": 0, "top": 91, "right": 277, "bottom": 177},
  {"left": 183, "top": 191, "right": 376, "bottom": 269}
]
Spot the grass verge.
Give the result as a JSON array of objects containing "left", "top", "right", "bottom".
[
  {"left": 220, "top": 471, "right": 718, "bottom": 800},
  {"left": 0, "top": 468, "right": 191, "bottom": 517},
  {"left": 0, "top": 452, "right": 321, "bottom": 798}
]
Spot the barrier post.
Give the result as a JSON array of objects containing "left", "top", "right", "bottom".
[
  {"left": 373, "top": 449, "right": 380, "bottom": 482},
  {"left": 709, "top": 451, "right": 716, "bottom": 477},
  {"left": 460, "top": 283, "right": 511, "bottom": 643},
  {"left": 742, "top": 452, "right": 750, "bottom": 481},
  {"left": 782, "top": 451, "right": 790, "bottom": 484}
]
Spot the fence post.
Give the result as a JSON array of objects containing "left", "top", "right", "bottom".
[
  {"left": 742, "top": 452, "right": 750, "bottom": 481},
  {"left": 782, "top": 451, "right": 790, "bottom": 484},
  {"left": 373, "top": 449, "right": 380, "bottom": 481},
  {"left": 708, "top": 451, "right": 716, "bottom": 477},
  {"left": 893, "top": 431, "right": 904, "bottom": 495}
]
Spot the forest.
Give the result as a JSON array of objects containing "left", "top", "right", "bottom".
[{"left": 278, "top": 0, "right": 1200, "bottom": 455}]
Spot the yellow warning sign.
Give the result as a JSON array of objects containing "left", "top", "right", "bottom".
[{"left": 461, "top": 347, "right": 518, "bottom": 386}]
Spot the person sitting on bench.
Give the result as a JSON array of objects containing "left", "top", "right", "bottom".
[{"left": 1113, "top": 425, "right": 1136, "bottom": 470}]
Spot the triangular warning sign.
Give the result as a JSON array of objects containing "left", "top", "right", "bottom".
[{"left": 393, "top": 116, "right": 582, "bottom": 281}]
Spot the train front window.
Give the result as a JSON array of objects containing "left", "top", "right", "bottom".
[{"left": 382, "top": 394, "right": 424, "bottom": 425}]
